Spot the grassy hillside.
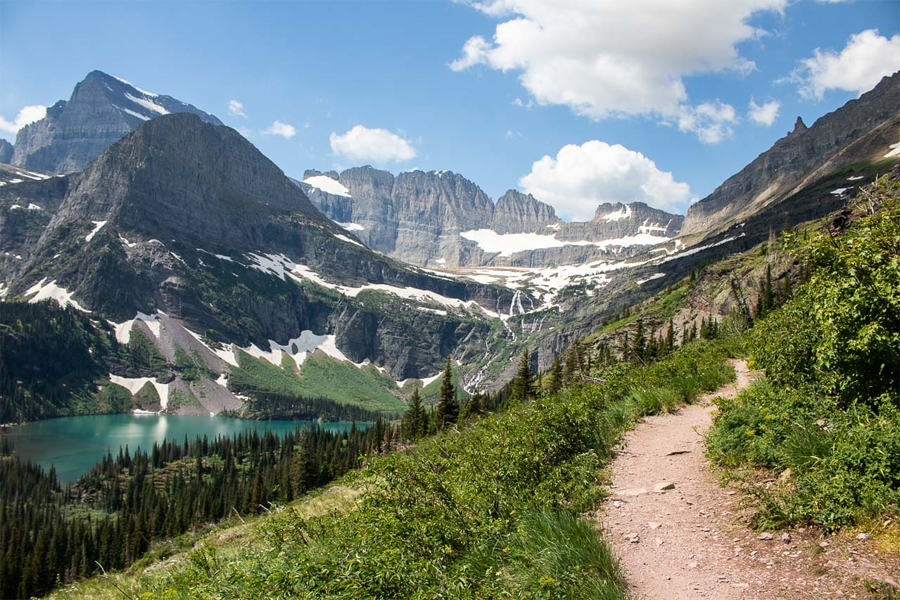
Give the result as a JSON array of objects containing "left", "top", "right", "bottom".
[
  {"left": 49, "top": 336, "right": 737, "bottom": 599},
  {"left": 229, "top": 349, "right": 407, "bottom": 415}
]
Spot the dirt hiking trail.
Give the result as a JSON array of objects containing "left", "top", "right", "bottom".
[{"left": 599, "top": 359, "right": 896, "bottom": 599}]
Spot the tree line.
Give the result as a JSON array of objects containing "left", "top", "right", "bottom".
[{"left": 0, "top": 420, "right": 393, "bottom": 599}]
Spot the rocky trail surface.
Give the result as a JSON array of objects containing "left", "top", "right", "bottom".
[{"left": 599, "top": 359, "right": 899, "bottom": 599}]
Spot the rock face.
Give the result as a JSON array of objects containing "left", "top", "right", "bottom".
[
  {"left": 11, "top": 70, "right": 222, "bottom": 175},
  {"left": 6, "top": 114, "right": 522, "bottom": 380},
  {"left": 300, "top": 169, "right": 682, "bottom": 267},
  {"left": 682, "top": 71, "right": 900, "bottom": 235},
  {"left": 558, "top": 202, "right": 683, "bottom": 242},
  {"left": 0, "top": 139, "right": 13, "bottom": 164},
  {"left": 491, "top": 190, "right": 560, "bottom": 234}
]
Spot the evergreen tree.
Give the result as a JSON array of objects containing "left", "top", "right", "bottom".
[
  {"left": 632, "top": 320, "right": 646, "bottom": 362},
  {"left": 434, "top": 357, "right": 459, "bottom": 429},
  {"left": 402, "top": 389, "right": 426, "bottom": 440},
  {"left": 511, "top": 349, "right": 534, "bottom": 401},
  {"left": 547, "top": 356, "right": 563, "bottom": 394},
  {"left": 665, "top": 318, "right": 675, "bottom": 354}
]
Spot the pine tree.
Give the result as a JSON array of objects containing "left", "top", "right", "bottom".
[
  {"left": 511, "top": 349, "right": 534, "bottom": 401},
  {"left": 435, "top": 357, "right": 459, "bottom": 429},
  {"left": 402, "top": 389, "right": 426, "bottom": 440},
  {"left": 632, "top": 320, "right": 646, "bottom": 362},
  {"left": 547, "top": 356, "right": 563, "bottom": 394}
]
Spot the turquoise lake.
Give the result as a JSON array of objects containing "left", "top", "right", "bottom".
[{"left": 3, "top": 414, "right": 355, "bottom": 484}]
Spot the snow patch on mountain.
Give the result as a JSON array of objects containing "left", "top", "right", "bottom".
[
  {"left": 337, "top": 222, "right": 365, "bottom": 231},
  {"left": 124, "top": 92, "right": 169, "bottom": 116},
  {"left": 243, "top": 331, "right": 351, "bottom": 369},
  {"left": 108, "top": 312, "right": 161, "bottom": 344},
  {"left": 109, "top": 374, "right": 169, "bottom": 410},
  {"left": 117, "top": 106, "right": 151, "bottom": 121},
  {"left": 602, "top": 205, "right": 632, "bottom": 221},
  {"left": 334, "top": 233, "right": 364, "bottom": 247},
  {"left": 303, "top": 175, "right": 352, "bottom": 197},
  {"left": 636, "top": 273, "right": 666, "bottom": 286},
  {"left": 245, "top": 252, "right": 502, "bottom": 318},
  {"left": 25, "top": 278, "right": 90, "bottom": 312},
  {"left": 85, "top": 220, "right": 107, "bottom": 242},
  {"left": 460, "top": 229, "right": 669, "bottom": 257},
  {"left": 113, "top": 75, "right": 159, "bottom": 97}
]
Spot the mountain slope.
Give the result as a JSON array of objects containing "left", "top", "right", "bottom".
[
  {"left": 682, "top": 71, "right": 900, "bottom": 235},
  {"left": 2, "top": 114, "right": 528, "bottom": 419},
  {"left": 11, "top": 70, "right": 222, "bottom": 175}
]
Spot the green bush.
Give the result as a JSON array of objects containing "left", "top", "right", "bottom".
[{"left": 709, "top": 180, "right": 900, "bottom": 530}]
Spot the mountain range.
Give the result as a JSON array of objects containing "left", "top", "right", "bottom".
[
  {"left": 298, "top": 168, "right": 683, "bottom": 268},
  {"left": 1, "top": 69, "right": 898, "bottom": 418}
]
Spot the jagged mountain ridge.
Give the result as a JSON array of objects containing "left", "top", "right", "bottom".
[
  {"left": 11, "top": 70, "right": 222, "bottom": 176},
  {"left": 299, "top": 167, "right": 683, "bottom": 268},
  {"left": 3, "top": 114, "right": 524, "bottom": 388},
  {"left": 682, "top": 71, "right": 900, "bottom": 235}
]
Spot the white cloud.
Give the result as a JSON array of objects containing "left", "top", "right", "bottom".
[
  {"left": 791, "top": 29, "right": 900, "bottom": 99},
  {"left": 519, "top": 140, "right": 693, "bottom": 220},
  {"left": 228, "top": 99, "right": 247, "bottom": 118},
  {"left": 451, "top": 0, "right": 786, "bottom": 124},
  {"left": 512, "top": 97, "right": 533, "bottom": 109},
  {"left": 748, "top": 98, "right": 780, "bottom": 126},
  {"left": 0, "top": 105, "right": 47, "bottom": 135},
  {"left": 262, "top": 120, "right": 297, "bottom": 139},
  {"left": 329, "top": 125, "right": 417, "bottom": 163},
  {"left": 675, "top": 100, "right": 739, "bottom": 144}
]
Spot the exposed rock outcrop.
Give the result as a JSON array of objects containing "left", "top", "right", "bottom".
[
  {"left": 0, "top": 139, "right": 13, "bottom": 164},
  {"left": 12, "top": 70, "right": 221, "bottom": 175},
  {"left": 300, "top": 169, "right": 682, "bottom": 268},
  {"left": 682, "top": 71, "right": 900, "bottom": 235}
]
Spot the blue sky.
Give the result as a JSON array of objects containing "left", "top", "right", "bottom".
[{"left": 1, "top": 0, "right": 898, "bottom": 219}]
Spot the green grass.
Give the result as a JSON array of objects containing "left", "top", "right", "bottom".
[
  {"left": 229, "top": 349, "right": 406, "bottom": 414},
  {"left": 51, "top": 338, "right": 736, "bottom": 599},
  {"left": 294, "top": 352, "right": 406, "bottom": 413}
]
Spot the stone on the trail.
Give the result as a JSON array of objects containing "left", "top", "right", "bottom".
[
  {"left": 612, "top": 500, "right": 623, "bottom": 508},
  {"left": 856, "top": 533, "right": 868, "bottom": 540},
  {"left": 781, "top": 533, "right": 792, "bottom": 543},
  {"left": 649, "top": 521, "right": 662, "bottom": 529},
  {"left": 620, "top": 487, "right": 648, "bottom": 496},
  {"left": 820, "top": 541, "right": 830, "bottom": 548},
  {"left": 655, "top": 537, "right": 663, "bottom": 547},
  {"left": 653, "top": 481, "right": 675, "bottom": 492},
  {"left": 758, "top": 533, "right": 775, "bottom": 540},
  {"left": 627, "top": 533, "right": 640, "bottom": 544}
]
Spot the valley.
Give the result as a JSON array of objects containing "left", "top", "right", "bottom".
[{"left": 0, "top": 5, "right": 898, "bottom": 596}]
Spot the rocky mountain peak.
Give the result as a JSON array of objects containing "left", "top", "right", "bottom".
[
  {"left": 11, "top": 70, "right": 221, "bottom": 176},
  {"left": 682, "top": 71, "right": 900, "bottom": 236},
  {"left": 53, "top": 113, "right": 325, "bottom": 240},
  {"left": 0, "top": 139, "right": 13, "bottom": 164},
  {"left": 491, "top": 189, "right": 559, "bottom": 234}
]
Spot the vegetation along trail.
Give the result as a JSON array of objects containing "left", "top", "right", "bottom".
[{"left": 600, "top": 360, "right": 876, "bottom": 599}]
